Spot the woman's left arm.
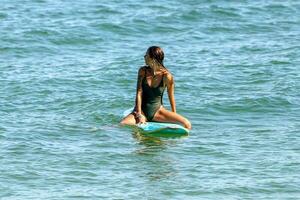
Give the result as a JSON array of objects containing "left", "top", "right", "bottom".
[{"left": 166, "top": 73, "right": 176, "bottom": 113}]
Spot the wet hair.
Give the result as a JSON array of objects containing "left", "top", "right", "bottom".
[{"left": 146, "top": 46, "right": 165, "bottom": 69}]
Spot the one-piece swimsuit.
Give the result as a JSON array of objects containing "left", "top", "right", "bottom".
[{"left": 141, "top": 68, "right": 166, "bottom": 121}]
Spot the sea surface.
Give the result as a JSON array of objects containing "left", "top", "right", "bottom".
[{"left": 1, "top": 0, "right": 300, "bottom": 199}]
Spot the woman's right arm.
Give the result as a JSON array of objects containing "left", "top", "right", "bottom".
[
  {"left": 166, "top": 72, "right": 176, "bottom": 113},
  {"left": 134, "top": 67, "right": 145, "bottom": 117}
]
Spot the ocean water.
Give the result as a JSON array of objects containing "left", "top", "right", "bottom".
[{"left": 1, "top": 0, "right": 300, "bottom": 199}]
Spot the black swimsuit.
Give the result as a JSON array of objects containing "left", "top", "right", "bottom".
[{"left": 141, "top": 69, "right": 166, "bottom": 121}]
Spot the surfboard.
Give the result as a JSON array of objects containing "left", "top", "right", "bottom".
[
  {"left": 123, "top": 108, "right": 189, "bottom": 137},
  {"left": 137, "top": 122, "right": 189, "bottom": 137}
]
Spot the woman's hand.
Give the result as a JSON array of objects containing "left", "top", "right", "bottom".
[{"left": 134, "top": 112, "right": 146, "bottom": 124}]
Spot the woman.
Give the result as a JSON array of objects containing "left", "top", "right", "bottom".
[{"left": 120, "top": 46, "right": 191, "bottom": 130}]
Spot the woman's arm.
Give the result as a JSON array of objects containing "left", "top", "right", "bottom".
[
  {"left": 166, "top": 73, "right": 176, "bottom": 113},
  {"left": 134, "top": 67, "right": 145, "bottom": 115}
]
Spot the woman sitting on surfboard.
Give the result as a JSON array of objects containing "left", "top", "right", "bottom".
[{"left": 120, "top": 46, "right": 191, "bottom": 130}]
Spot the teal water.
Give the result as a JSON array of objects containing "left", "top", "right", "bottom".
[{"left": 1, "top": 0, "right": 300, "bottom": 199}]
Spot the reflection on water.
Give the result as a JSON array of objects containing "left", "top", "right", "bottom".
[
  {"left": 132, "top": 130, "right": 178, "bottom": 154},
  {"left": 131, "top": 129, "right": 180, "bottom": 182}
]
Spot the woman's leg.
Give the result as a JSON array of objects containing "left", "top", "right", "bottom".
[
  {"left": 120, "top": 113, "right": 137, "bottom": 126},
  {"left": 152, "top": 106, "right": 192, "bottom": 129},
  {"left": 120, "top": 111, "right": 147, "bottom": 126}
]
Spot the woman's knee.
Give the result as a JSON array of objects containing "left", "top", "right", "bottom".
[
  {"left": 120, "top": 119, "right": 135, "bottom": 126},
  {"left": 120, "top": 118, "right": 127, "bottom": 125},
  {"left": 120, "top": 119, "right": 127, "bottom": 125},
  {"left": 120, "top": 115, "right": 135, "bottom": 126}
]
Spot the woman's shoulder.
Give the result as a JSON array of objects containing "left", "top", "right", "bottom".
[
  {"left": 161, "top": 68, "right": 173, "bottom": 84},
  {"left": 139, "top": 65, "right": 148, "bottom": 75},
  {"left": 162, "top": 68, "right": 173, "bottom": 79}
]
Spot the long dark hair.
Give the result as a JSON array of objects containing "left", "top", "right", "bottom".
[{"left": 147, "top": 46, "right": 166, "bottom": 70}]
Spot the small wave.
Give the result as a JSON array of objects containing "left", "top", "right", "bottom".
[
  {"left": 270, "top": 60, "right": 291, "bottom": 65},
  {"left": 206, "top": 26, "right": 235, "bottom": 33},
  {"left": 239, "top": 45, "right": 268, "bottom": 53},
  {"left": 151, "top": 25, "right": 181, "bottom": 33},
  {"left": 207, "top": 96, "right": 293, "bottom": 114},
  {"left": 50, "top": 35, "right": 101, "bottom": 45},
  {"left": 0, "top": 13, "right": 8, "bottom": 19},
  {"left": 210, "top": 6, "right": 242, "bottom": 18},
  {"left": 93, "top": 6, "right": 123, "bottom": 15},
  {"left": 264, "top": 3, "right": 293, "bottom": 12},
  {"left": 24, "top": 29, "right": 58, "bottom": 36},
  {"left": 94, "top": 22, "right": 134, "bottom": 36},
  {"left": 239, "top": 23, "right": 274, "bottom": 34},
  {"left": 180, "top": 10, "right": 206, "bottom": 21}
]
